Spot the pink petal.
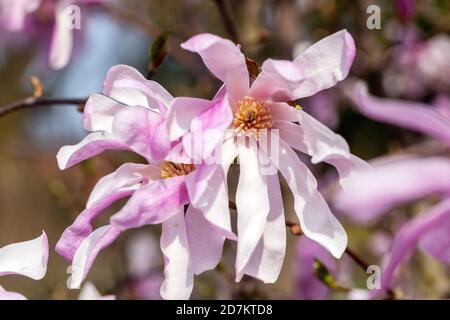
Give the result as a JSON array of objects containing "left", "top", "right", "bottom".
[
  {"left": 160, "top": 209, "right": 194, "bottom": 300},
  {"left": 57, "top": 131, "right": 133, "bottom": 170},
  {"left": 268, "top": 102, "right": 300, "bottom": 122},
  {"left": 67, "top": 225, "right": 121, "bottom": 289},
  {"left": 372, "top": 199, "right": 450, "bottom": 298},
  {"left": 275, "top": 111, "right": 370, "bottom": 189},
  {"left": 235, "top": 140, "right": 271, "bottom": 281},
  {"left": 103, "top": 65, "right": 173, "bottom": 111},
  {"left": 166, "top": 97, "right": 213, "bottom": 141},
  {"left": 181, "top": 33, "right": 249, "bottom": 102},
  {"left": 0, "top": 232, "right": 48, "bottom": 280},
  {"left": 250, "top": 30, "right": 355, "bottom": 101},
  {"left": 238, "top": 173, "right": 286, "bottom": 283},
  {"left": 271, "top": 139, "right": 347, "bottom": 258},
  {"left": 350, "top": 81, "right": 450, "bottom": 146},
  {"left": 182, "top": 95, "right": 233, "bottom": 162},
  {"left": 334, "top": 157, "right": 450, "bottom": 224},
  {"left": 83, "top": 94, "right": 124, "bottom": 132},
  {"left": 111, "top": 105, "right": 170, "bottom": 163},
  {"left": 57, "top": 107, "right": 170, "bottom": 169},
  {"left": 185, "top": 206, "right": 226, "bottom": 275},
  {"left": 49, "top": 0, "right": 74, "bottom": 70},
  {"left": 56, "top": 163, "right": 155, "bottom": 261},
  {"left": 296, "top": 237, "right": 336, "bottom": 300},
  {"left": 418, "top": 208, "right": 450, "bottom": 264},
  {"left": 184, "top": 164, "right": 235, "bottom": 240},
  {"left": 110, "top": 176, "right": 189, "bottom": 230},
  {"left": 0, "top": 0, "right": 40, "bottom": 31}
]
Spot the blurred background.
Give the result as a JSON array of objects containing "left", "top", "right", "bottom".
[{"left": 0, "top": 0, "right": 449, "bottom": 299}]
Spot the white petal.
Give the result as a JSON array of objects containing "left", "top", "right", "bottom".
[
  {"left": 0, "top": 232, "right": 48, "bottom": 280},
  {"left": 160, "top": 209, "right": 194, "bottom": 300},
  {"left": 238, "top": 174, "right": 286, "bottom": 283},
  {"left": 273, "top": 139, "right": 347, "bottom": 258},
  {"left": 235, "top": 139, "right": 271, "bottom": 281}
]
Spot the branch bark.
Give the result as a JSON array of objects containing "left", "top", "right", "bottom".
[{"left": 0, "top": 97, "right": 87, "bottom": 119}]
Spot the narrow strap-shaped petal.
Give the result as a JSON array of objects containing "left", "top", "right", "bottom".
[
  {"left": 238, "top": 173, "right": 286, "bottom": 283},
  {"left": 110, "top": 176, "right": 189, "bottom": 230},
  {"left": 419, "top": 213, "right": 450, "bottom": 263},
  {"left": 371, "top": 199, "right": 450, "bottom": 298},
  {"left": 0, "top": 232, "right": 48, "bottom": 280},
  {"left": 250, "top": 30, "right": 355, "bottom": 101},
  {"left": 270, "top": 139, "right": 347, "bottom": 258},
  {"left": 57, "top": 106, "right": 170, "bottom": 169},
  {"left": 296, "top": 237, "right": 336, "bottom": 300},
  {"left": 57, "top": 131, "right": 132, "bottom": 170},
  {"left": 235, "top": 139, "right": 271, "bottom": 280},
  {"left": 56, "top": 163, "right": 155, "bottom": 261},
  {"left": 184, "top": 164, "right": 236, "bottom": 240},
  {"left": 334, "top": 157, "right": 450, "bottom": 224},
  {"left": 350, "top": 81, "right": 450, "bottom": 146},
  {"left": 67, "top": 225, "right": 121, "bottom": 289},
  {"left": 49, "top": 0, "right": 74, "bottom": 70},
  {"left": 181, "top": 33, "right": 249, "bottom": 103},
  {"left": 160, "top": 209, "right": 194, "bottom": 300},
  {"left": 274, "top": 112, "right": 370, "bottom": 189},
  {"left": 103, "top": 64, "right": 173, "bottom": 111},
  {"left": 185, "top": 205, "right": 227, "bottom": 275}
]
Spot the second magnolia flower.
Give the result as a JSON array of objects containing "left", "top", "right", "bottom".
[{"left": 55, "top": 30, "right": 369, "bottom": 299}]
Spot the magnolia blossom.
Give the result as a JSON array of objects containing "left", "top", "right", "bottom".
[
  {"left": 0, "top": 0, "right": 103, "bottom": 69},
  {"left": 0, "top": 232, "right": 48, "bottom": 300},
  {"left": 335, "top": 81, "right": 450, "bottom": 298},
  {"left": 55, "top": 65, "right": 236, "bottom": 299},
  {"left": 169, "top": 30, "right": 369, "bottom": 283}
]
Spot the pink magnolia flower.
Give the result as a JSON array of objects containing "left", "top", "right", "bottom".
[
  {"left": 0, "top": 0, "right": 104, "bottom": 69},
  {"left": 169, "top": 30, "right": 369, "bottom": 283},
  {"left": 55, "top": 65, "right": 236, "bottom": 299},
  {"left": 336, "top": 81, "right": 450, "bottom": 298},
  {"left": 0, "top": 232, "right": 49, "bottom": 300}
]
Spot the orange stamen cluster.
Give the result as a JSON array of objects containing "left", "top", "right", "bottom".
[
  {"left": 233, "top": 96, "right": 272, "bottom": 138},
  {"left": 160, "top": 161, "right": 196, "bottom": 179}
]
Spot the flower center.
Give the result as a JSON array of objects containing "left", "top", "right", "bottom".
[
  {"left": 233, "top": 96, "right": 272, "bottom": 137},
  {"left": 160, "top": 161, "right": 196, "bottom": 179}
]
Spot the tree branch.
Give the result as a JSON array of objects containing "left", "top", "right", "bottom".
[
  {"left": 213, "top": 0, "right": 240, "bottom": 43},
  {"left": 0, "top": 97, "right": 87, "bottom": 119}
]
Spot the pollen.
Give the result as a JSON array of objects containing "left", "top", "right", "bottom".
[
  {"left": 160, "top": 161, "right": 196, "bottom": 179},
  {"left": 233, "top": 96, "right": 272, "bottom": 138}
]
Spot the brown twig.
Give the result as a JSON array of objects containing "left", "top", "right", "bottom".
[
  {"left": 213, "top": 0, "right": 240, "bottom": 44},
  {"left": 0, "top": 97, "right": 87, "bottom": 119}
]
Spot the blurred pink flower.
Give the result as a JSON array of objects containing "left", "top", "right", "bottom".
[
  {"left": 0, "top": 232, "right": 48, "bottom": 300},
  {"left": 55, "top": 65, "right": 236, "bottom": 299},
  {"left": 296, "top": 237, "right": 336, "bottom": 300},
  {"left": 174, "top": 30, "right": 369, "bottom": 283},
  {"left": 383, "top": 34, "right": 450, "bottom": 98},
  {"left": 0, "top": 0, "right": 104, "bottom": 69},
  {"left": 350, "top": 81, "right": 450, "bottom": 146},
  {"left": 366, "top": 200, "right": 450, "bottom": 299}
]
